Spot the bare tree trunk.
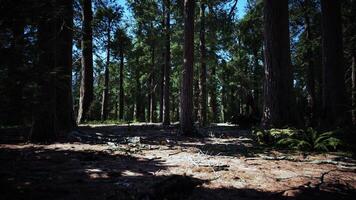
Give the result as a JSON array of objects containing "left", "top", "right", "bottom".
[
  {"left": 31, "top": 0, "right": 74, "bottom": 142},
  {"left": 261, "top": 0, "right": 298, "bottom": 128},
  {"left": 149, "top": 43, "right": 156, "bottom": 122},
  {"left": 352, "top": 54, "right": 356, "bottom": 125},
  {"left": 101, "top": 21, "right": 111, "bottom": 121},
  {"left": 77, "top": 0, "right": 93, "bottom": 124},
  {"left": 180, "top": 0, "right": 195, "bottom": 135},
  {"left": 54, "top": 0, "right": 74, "bottom": 135},
  {"left": 119, "top": 46, "right": 124, "bottom": 120},
  {"left": 199, "top": 2, "right": 207, "bottom": 126},
  {"left": 321, "top": 0, "right": 348, "bottom": 128},
  {"left": 303, "top": 0, "right": 316, "bottom": 126},
  {"left": 30, "top": 1, "right": 57, "bottom": 143},
  {"left": 194, "top": 76, "right": 200, "bottom": 122},
  {"left": 160, "top": 51, "right": 165, "bottom": 122},
  {"left": 135, "top": 66, "right": 145, "bottom": 122},
  {"left": 163, "top": 0, "right": 171, "bottom": 125},
  {"left": 210, "top": 64, "right": 218, "bottom": 122}
]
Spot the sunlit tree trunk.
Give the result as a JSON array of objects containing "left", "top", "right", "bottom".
[
  {"left": 77, "top": 0, "right": 93, "bottom": 124},
  {"left": 180, "top": 0, "right": 195, "bottom": 135}
]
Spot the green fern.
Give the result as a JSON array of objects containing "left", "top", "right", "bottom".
[{"left": 277, "top": 128, "right": 342, "bottom": 152}]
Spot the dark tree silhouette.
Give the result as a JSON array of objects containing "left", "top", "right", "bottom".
[{"left": 180, "top": 0, "right": 195, "bottom": 135}]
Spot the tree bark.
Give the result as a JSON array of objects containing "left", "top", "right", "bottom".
[
  {"left": 30, "top": 0, "right": 74, "bottom": 142},
  {"left": 163, "top": 0, "right": 171, "bottom": 125},
  {"left": 119, "top": 46, "right": 124, "bottom": 120},
  {"left": 149, "top": 43, "right": 156, "bottom": 122},
  {"left": 180, "top": 0, "right": 195, "bottom": 135},
  {"left": 303, "top": 0, "right": 316, "bottom": 126},
  {"left": 199, "top": 2, "right": 207, "bottom": 126},
  {"left": 160, "top": 51, "right": 165, "bottom": 122},
  {"left": 352, "top": 54, "right": 356, "bottom": 125},
  {"left": 261, "top": 0, "right": 298, "bottom": 128},
  {"left": 30, "top": 1, "right": 57, "bottom": 143},
  {"left": 321, "top": 0, "right": 348, "bottom": 128},
  {"left": 210, "top": 64, "right": 218, "bottom": 122},
  {"left": 101, "top": 21, "right": 111, "bottom": 121},
  {"left": 77, "top": 0, "right": 93, "bottom": 124},
  {"left": 135, "top": 63, "right": 145, "bottom": 122},
  {"left": 53, "top": 0, "right": 74, "bottom": 135}
]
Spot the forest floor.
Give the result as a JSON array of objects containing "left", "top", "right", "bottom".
[{"left": 1, "top": 123, "right": 356, "bottom": 200}]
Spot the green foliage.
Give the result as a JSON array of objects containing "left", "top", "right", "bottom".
[
  {"left": 253, "top": 127, "right": 343, "bottom": 152},
  {"left": 252, "top": 127, "right": 299, "bottom": 145},
  {"left": 277, "top": 128, "right": 342, "bottom": 152}
]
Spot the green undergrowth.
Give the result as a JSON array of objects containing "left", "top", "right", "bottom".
[{"left": 252, "top": 127, "right": 348, "bottom": 152}]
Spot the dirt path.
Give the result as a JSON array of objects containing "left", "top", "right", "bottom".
[{"left": 0, "top": 124, "right": 356, "bottom": 200}]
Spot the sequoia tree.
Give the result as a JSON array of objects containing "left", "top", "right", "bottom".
[
  {"left": 180, "top": 0, "right": 195, "bottom": 135},
  {"left": 261, "top": 0, "right": 297, "bottom": 128},
  {"left": 320, "top": 0, "right": 348, "bottom": 128}
]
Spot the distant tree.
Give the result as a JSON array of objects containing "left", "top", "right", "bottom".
[
  {"left": 94, "top": 3, "right": 121, "bottom": 121},
  {"left": 77, "top": 0, "right": 94, "bottom": 124},
  {"left": 199, "top": 0, "right": 207, "bottom": 126},
  {"left": 180, "top": 0, "right": 195, "bottom": 135},
  {"left": 112, "top": 28, "right": 130, "bottom": 120},
  {"left": 163, "top": 0, "right": 171, "bottom": 125}
]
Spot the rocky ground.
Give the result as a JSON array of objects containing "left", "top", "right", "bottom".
[{"left": 0, "top": 124, "right": 356, "bottom": 200}]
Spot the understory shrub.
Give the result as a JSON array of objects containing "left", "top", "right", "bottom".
[{"left": 252, "top": 127, "right": 342, "bottom": 152}]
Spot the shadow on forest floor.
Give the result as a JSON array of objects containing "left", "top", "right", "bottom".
[{"left": 1, "top": 124, "right": 356, "bottom": 200}]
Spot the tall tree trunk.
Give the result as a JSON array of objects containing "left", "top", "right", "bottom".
[
  {"left": 149, "top": 43, "right": 156, "bottom": 122},
  {"left": 119, "top": 46, "right": 124, "bottom": 120},
  {"left": 30, "top": 1, "right": 57, "bottom": 143},
  {"left": 261, "top": 0, "right": 298, "bottom": 128},
  {"left": 160, "top": 52, "right": 165, "bottom": 122},
  {"left": 253, "top": 50, "right": 260, "bottom": 117},
  {"left": 193, "top": 76, "right": 200, "bottom": 122},
  {"left": 321, "top": 0, "right": 348, "bottom": 128},
  {"left": 163, "top": 0, "right": 171, "bottom": 125},
  {"left": 210, "top": 64, "right": 218, "bottom": 122},
  {"left": 303, "top": 0, "right": 316, "bottom": 126},
  {"left": 101, "top": 21, "right": 111, "bottom": 121},
  {"left": 54, "top": 0, "right": 74, "bottom": 135},
  {"left": 77, "top": 0, "right": 93, "bottom": 124},
  {"left": 352, "top": 54, "right": 356, "bottom": 125},
  {"left": 180, "top": 0, "right": 195, "bottom": 135},
  {"left": 30, "top": 0, "right": 74, "bottom": 142},
  {"left": 135, "top": 65, "right": 145, "bottom": 122},
  {"left": 199, "top": 2, "right": 207, "bottom": 126}
]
